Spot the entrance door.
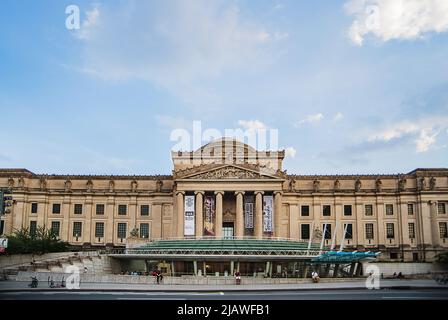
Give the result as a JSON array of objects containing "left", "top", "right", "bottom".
[{"left": 223, "top": 222, "right": 234, "bottom": 239}]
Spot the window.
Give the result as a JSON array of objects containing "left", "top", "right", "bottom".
[
  {"left": 73, "top": 222, "right": 82, "bottom": 237},
  {"left": 365, "top": 204, "right": 373, "bottom": 216},
  {"left": 301, "top": 224, "right": 310, "bottom": 240},
  {"left": 31, "top": 203, "right": 38, "bottom": 214},
  {"left": 386, "top": 204, "right": 394, "bottom": 215},
  {"left": 51, "top": 221, "right": 60, "bottom": 237},
  {"left": 390, "top": 252, "right": 398, "bottom": 260},
  {"left": 438, "top": 203, "right": 446, "bottom": 214},
  {"left": 365, "top": 223, "right": 374, "bottom": 239},
  {"left": 386, "top": 223, "right": 395, "bottom": 239},
  {"left": 322, "top": 205, "right": 331, "bottom": 216},
  {"left": 141, "top": 205, "right": 150, "bottom": 216},
  {"left": 117, "top": 223, "right": 127, "bottom": 239},
  {"left": 52, "top": 203, "right": 61, "bottom": 214},
  {"left": 323, "top": 224, "right": 332, "bottom": 239},
  {"left": 74, "top": 204, "right": 83, "bottom": 215},
  {"left": 95, "top": 222, "right": 104, "bottom": 238},
  {"left": 140, "top": 223, "right": 149, "bottom": 238},
  {"left": 344, "top": 205, "right": 352, "bottom": 216},
  {"left": 344, "top": 223, "right": 353, "bottom": 239},
  {"left": 439, "top": 222, "right": 448, "bottom": 239},
  {"left": 30, "top": 221, "right": 37, "bottom": 237},
  {"left": 301, "top": 205, "right": 309, "bottom": 216},
  {"left": 96, "top": 204, "right": 105, "bottom": 215},
  {"left": 118, "top": 205, "right": 127, "bottom": 215},
  {"left": 408, "top": 223, "right": 415, "bottom": 239},
  {"left": 407, "top": 203, "right": 414, "bottom": 215}
]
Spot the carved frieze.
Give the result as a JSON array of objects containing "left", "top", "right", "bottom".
[{"left": 190, "top": 167, "right": 261, "bottom": 179}]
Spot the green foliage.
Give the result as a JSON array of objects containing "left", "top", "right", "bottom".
[
  {"left": 6, "top": 226, "right": 69, "bottom": 255},
  {"left": 436, "top": 252, "right": 448, "bottom": 264}
]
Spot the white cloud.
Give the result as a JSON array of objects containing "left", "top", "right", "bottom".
[
  {"left": 415, "top": 129, "right": 438, "bottom": 153},
  {"left": 333, "top": 112, "right": 344, "bottom": 121},
  {"left": 345, "top": 0, "right": 448, "bottom": 46},
  {"left": 285, "top": 146, "right": 297, "bottom": 158},
  {"left": 366, "top": 116, "right": 448, "bottom": 153},
  {"left": 296, "top": 113, "right": 324, "bottom": 126},
  {"left": 75, "top": 7, "right": 100, "bottom": 40},
  {"left": 238, "top": 120, "right": 268, "bottom": 131}
]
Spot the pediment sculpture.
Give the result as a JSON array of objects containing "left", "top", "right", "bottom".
[{"left": 188, "top": 166, "right": 262, "bottom": 179}]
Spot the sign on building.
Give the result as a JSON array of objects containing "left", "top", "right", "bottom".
[
  {"left": 244, "top": 195, "right": 254, "bottom": 229},
  {"left": 184, "top": 195, "right": 195, "bottom": 236},
  {"left": 263, "top": 195, "right": 274, "bottom": 233},
  {"left": 203, "top": 196, "right": 215, "bottom": 236}
]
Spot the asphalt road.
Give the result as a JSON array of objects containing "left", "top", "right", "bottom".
[{"left": 0, "top": 289, "right": 447, "bottom": 300}]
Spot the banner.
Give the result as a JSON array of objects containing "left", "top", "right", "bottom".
[
  {"left": 263, "top": 195, "right": 274, "bottom": 233},
  {"left": 184, "top": 195, "right": 195, "bottom": 236},
  {"left": 203, "top": 196, "right": 215, "bottom": 236},
  {"left": 244, "top": 195, "right": 254, "bottom": 229}
]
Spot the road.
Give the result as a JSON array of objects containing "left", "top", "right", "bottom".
[{"left": 0, "top": 289, "right": 447, "bottom": 300}]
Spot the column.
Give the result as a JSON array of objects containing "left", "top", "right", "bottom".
[
  {"left": 230, "top": 261, "right": 234, "bottom": 276},
  {"left": 254, "top": 191, "right": 264, "bottom": 239},
  {"left": 215, "top": 191, "right": 224, "bottom": 238},
  {"left": 193, "top": 261, "right": 198, "bottom": 276},
  {"left": 235, "top": 191, "right": 245, "bottom": 238},
  {"left": 274, "top": 191, "right": 282, "bottom": 238},
  {"left": 176, "top": 191, "right": 184, "bottom": 238},
  {"left": 195, "top": 191, "right": 204, "bottom": 238}
]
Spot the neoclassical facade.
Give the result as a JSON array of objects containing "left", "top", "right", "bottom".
[{"left": 1, "top": 138, "right": 447, "bottom": 262}]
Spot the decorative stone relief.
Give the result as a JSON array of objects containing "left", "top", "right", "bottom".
[
  {"left": 355, "top": 178, "right": 362, "bottom": 192},
  {"left": 334, "top": 179, "right": 340, "bottom": 191},
  {"left": 64, "top": 179, "right": 72, "bottom": 192},
  {"left": 131, "top": 180, "right": 138, "bottom": 192},
  {"left": 419, "top": 177, "right": 427, "bottom": 191},
  {"left": 190, "top": 167, "right": 261, "bottom": 179},
  {"left": 156, "top": 179, "right": 163, "bottom": 192},
  {"left": 7, "top": 177, "right": 14, "bottom": 189},
  {"left": 39, "top": 177, "right": 47, "bottom": 190},
  {"left": 288, "top": 179, "right": 296, "bottom": 192},
  {"left": 313, "top": 180, "right": 320, "bottom": 192},
  {"left": 18, "top": 177, "right": 25, "bottom": 188},
  {"left": 109, "top": 180, "right": 115, "bottom": 192},
  {"left": 429, "top": 177, "right": 436, "bottom": 190},
  {"left": 375, "top": 178, "right": 382, "bottom": 192},
  {"left": 398, "top": 178, "right": 406, "bottom": 192},
  {"left": 86, "top": 180, "right": 93, "bottom": 192}
]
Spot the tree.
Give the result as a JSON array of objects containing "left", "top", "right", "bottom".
[{"left": 5, "top": 226, "right": 69, "bottom": 255}]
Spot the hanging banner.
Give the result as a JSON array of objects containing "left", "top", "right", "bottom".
[
  {"left": 244, "top": 195, "right": 254, "bottom": 229},
  {"left": 263, "top": 195, "right": 274, "bottom": 233},
  {"left": 203, "top": 196, "right": 215, "bottom": 236},
  {"left": 184, "top": 195, "right": 195, "bottom": 236}
]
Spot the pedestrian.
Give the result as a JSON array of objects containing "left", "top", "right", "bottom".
[{"left": 156, "top": 270, "right": 160, "bottom": 284}]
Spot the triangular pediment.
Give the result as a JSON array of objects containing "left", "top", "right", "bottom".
[{"left": 175, "top": 164, "right": 284, "bottom": 180}]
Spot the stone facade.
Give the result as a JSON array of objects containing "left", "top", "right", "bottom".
[{"left": 1, "top": 138, "right": 448, "bottom": 262}]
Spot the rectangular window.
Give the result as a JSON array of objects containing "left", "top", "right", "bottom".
[
  {"left": 140, "top": 223, "right": 149, "bottom": 238},
  {"left": 301, "top": 205, "right": 309, "bottom": 216},
  {"left": 344, "top": 223, "right": 353, "bottom": 239},
  {"left": 118, "top": 205, "right": 127, "bottom": 215},
  {"left": 390, "top": 252, "right": 398, "bottom": 260},
  {"left": 73, "top": 222, "right": 82, "bottom": 237},
  {"left": 322, "top": 205, "right": 331, "bottom": 216},
  {"left": 344, "top": 205, "right": 352, "bottom": 216},
  {"left": 301, "top": 224, "right": 310, "bottom": 240},
  {"left": 96, "top": 204, "right": 105, "bottom": 215},
  {"left": 365, "top": 204, "right": 373, "bottom": 216},
  {"left": 365, "top": 223, "right": 374, "bottom": 239},
  {"left": 407, "top": 203, "right": 414, "bottom": 215},
  {"left": 74, "top": 204, "right": 83, "bottom": 215},
  {"left": 439, "top": 222, "right": 448, "bottom": 238},
  {"left": 95, "top": 222, "right": 104, "bottom": 238},
  {"left": 30, "top": 221, "right": 37, "bottom": 237},
  {"left": 438, "top": 203, "right": 446, "bottom": 214},
  {"left": 141, "top": 205, "right": 150, "bottom": 216},
  {"left": 386, "top": 204, "right": 394, "bottom": 215},
  {"left": 31, "top": 203, "right": 38, "bottom": 214},
  {"left": 52, "top": 203, "right": 61, "bottom": 214},
  {"left": 51, "top": 221, "right": 60, "bottom": 237},
  {"left": 323, "top": 224, "right": 332, "bottom": 239},
  {"left": 386, "top": 223, "right": 395, "bottom": 239},
  {"left": 117, "top": 223, "right": 127, "bottom": 238},
  {"left": 408, "top": 223, "right": 415, "bottom": 239}
]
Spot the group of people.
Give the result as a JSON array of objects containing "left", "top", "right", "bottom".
[{"left": 393, "top": 272, "right": 404, "bottom": 279}]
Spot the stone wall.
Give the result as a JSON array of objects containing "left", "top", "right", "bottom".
[{"left": 362, "top": 262, "right": 448, "bottom": 276}]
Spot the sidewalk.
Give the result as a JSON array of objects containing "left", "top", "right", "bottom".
[{"left": 0, "top": 279, "right": 445, "bottom": 292}]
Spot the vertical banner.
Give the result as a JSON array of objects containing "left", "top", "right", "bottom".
[
  {"left": 244, "top": 195, "right": 254, "bottom": 229},
  {"left": 203, "top": 196, "right": 215, "bottom": 236},
  {"left": 263, "top": 195, "right": 274, "bottom": 233},
  {"left": 184, "top": 195, "right": 195, "bottom": 236}
]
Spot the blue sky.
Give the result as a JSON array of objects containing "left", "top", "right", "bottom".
[{"left": 0, "top": 0, "right": 447, "bottom": 175}]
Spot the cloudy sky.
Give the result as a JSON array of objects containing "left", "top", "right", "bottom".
[{"left": 0, "top": 0, "right": 447, "bottom": 175}]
